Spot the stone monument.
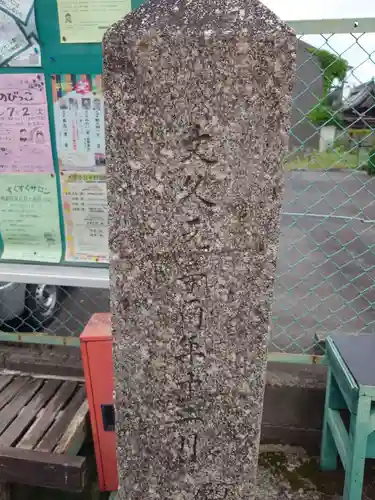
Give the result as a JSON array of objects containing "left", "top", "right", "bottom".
[{"left": 104, "top": 0, "right": 295, "bottom": 498}]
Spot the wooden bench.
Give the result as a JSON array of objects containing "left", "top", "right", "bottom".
[{"left": 0, "top": 371, "right": 88, "bottom": 494}]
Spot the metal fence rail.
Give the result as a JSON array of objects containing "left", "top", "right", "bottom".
[
  {"left": 0, "top": 18, "right": 374, "bottom": 365},
  {"left": 0, "top": 264, "right": 109, "bottom": 347}
]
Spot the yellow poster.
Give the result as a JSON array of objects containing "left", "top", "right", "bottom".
[
  {"left": 0, "top": 174, "right": 62, "bottom": 262},
  {"left": 57, "top": 0, "right": 131, "bottom": 43}
]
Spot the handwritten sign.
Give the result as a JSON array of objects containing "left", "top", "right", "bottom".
[
  {"left": 56, "top": 0, "right": 131, "bottom": 43},
  {"left": 61, "top": 172, "right": 108, "bottom": 262},
  {"left": 0, "top": 174, "right": 62, "bottom": 262},
  {"left": 0, "top": 74, "right": 54, "bottom": 173},
  {"left": 52, "top": 74, "right": 105, "bottom": 172},
  {"left": 0, "top": 0, "right": 41, "bottom": 67}
]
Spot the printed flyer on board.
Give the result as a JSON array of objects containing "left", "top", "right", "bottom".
[
  {"left": 0, "top": 74, "right": 54, "bottom": 173},
  {"left": 61, "top": 172, "right": 108, "bottom": 263},
  {"left": 53, "top": 74, "right": 109, "bottom": 262},
  {"left": 52, "top": 74, "right": 105, "bottom": 172},
  {"left": 0, "top": 0, "right": 41, "bottom": 67},
  {"left": 56, "top": 0, "right": 131, "bottom": 43},
  {"left": 0, "top": 174, "right": 62, "bottom": 262}
]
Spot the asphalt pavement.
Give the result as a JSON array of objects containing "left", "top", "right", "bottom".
[
  {"left": 273, "top": 170, "right": 375, "bottom": 352},
  {"left": 48, "top": 170, "right": 375, "bottom": 354}
]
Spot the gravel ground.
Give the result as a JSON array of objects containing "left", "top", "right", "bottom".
[
  {"left": 257, "top": 445, "right": 341, "bottom": 500},
  {"left": 257, "top": 444, "right": 375, "bottom": 500}
]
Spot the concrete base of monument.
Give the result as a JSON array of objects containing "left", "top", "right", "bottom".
[{"left": 262, "top": 362, "right": 327, "bottom": 454}]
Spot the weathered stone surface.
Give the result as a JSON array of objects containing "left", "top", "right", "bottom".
[{"left": 104, "top": 0, "right": 295, "bottom": 498}]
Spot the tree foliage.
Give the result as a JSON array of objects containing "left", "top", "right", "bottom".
[{"left": 308, "top": 48, "right": 349, "bottom": 127}]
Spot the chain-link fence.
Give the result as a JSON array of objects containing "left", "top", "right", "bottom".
[
  {"left": 271, "top": 20, "right": 375, "bottom": 359},
  {"left": 0, "top": 19, "right": 374, "bottom": 363},
  {"left": 0, "top": 283, "right": 109, "bottom": 340}
]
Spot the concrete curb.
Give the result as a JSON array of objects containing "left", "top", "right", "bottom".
[
  {"left": 288, "top": 167, "right": 368, "bottom": 174},
  {"left": 262, "top": 362, "right": 326, "bottom": 453}
]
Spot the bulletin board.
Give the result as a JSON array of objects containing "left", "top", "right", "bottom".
[{"left": 0, "top": 0, "right": 142, "bottom": 265}]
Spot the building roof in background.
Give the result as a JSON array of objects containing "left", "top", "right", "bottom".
[
  {"left": 342, "top": 80, "right": 375, "bottom": 112},
  {"left": 342, "top": 80, "right": 375, "bottom": 128}
]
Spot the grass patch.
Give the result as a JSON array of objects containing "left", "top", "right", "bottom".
[{"left": 285, "top": 150, "right": 362, "bottom": 171}]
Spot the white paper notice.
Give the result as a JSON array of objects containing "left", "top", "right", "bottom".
[
  {"left": 61, "top": 172, "right": 108, "bottom": 263},
  {"left": 56, "top": 0, "right": 131, "bottom": 43},
  {"left": 52, "top": 74, "right": 105, "bottom": 172},
  {"left": 0, "top": 0, "right": 41, "bottom": 67}
]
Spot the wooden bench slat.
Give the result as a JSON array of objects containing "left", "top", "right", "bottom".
[
  {"left": 0, "top": 379, "right": 43, "bottom": 436},
  {"left": 0, "top": 375, "right": 89, "bottom": 493},
  {"left": 36, "top": 387, "right": 86, "bottom": 452},
  {"left": 0, "top": 379, "right": 62, "bottom": 447},
  {"left": 0, "top": 446, "right": 86, "bottom": 491},
  {"left": 55, "top": 400, "right": 88, "bottom": 454},
  {"left": 17, "top": 381, "right": 78, "bottom": 451},
  {"left": 0, "top": 376, "right": 14, "bottom": 394},
  {"left": 0, "top": 377, "right": 29, "bottom": 412}
]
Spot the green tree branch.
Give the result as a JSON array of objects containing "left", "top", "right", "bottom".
[{"left": 307, "top": 48, "right": 349, "bottom": 127}]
